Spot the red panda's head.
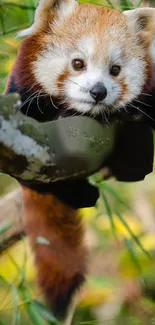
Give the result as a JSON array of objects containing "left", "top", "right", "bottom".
[{"left": 15, "top": 1, "right": 155, "bottom": 116}]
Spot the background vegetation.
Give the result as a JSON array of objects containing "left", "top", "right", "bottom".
[{"left": 1, "top": 0, "right": 155, "bottom": 324}]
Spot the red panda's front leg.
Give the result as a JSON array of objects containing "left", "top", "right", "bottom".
[{"left": 21, "top": 185, "right": 86, "bottom": 319}]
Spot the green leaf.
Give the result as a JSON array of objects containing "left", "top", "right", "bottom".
[
  {"left": 0, "top": 51, "right": 9, "bottom": 59},
  {"left": 125, "top": 238, "right": 142, "bottom": 275},
  {"left": 101, "top": 183, "right": 130, "bottom": 209},
  {"left": 116, "top": 212, "right": 151, "bottom": 259},
  {"left": 77, "top": 0, "right": 115, "bottom": 9},
  {"left": 135, "top": 0, "right": 143, "bottom": 7},
  {"left": 100, "top": 189, "right": 117, "bottom": 239},
  {"left": 119, "top": 0, "right": 134, "bottom": 10},
  {"left": 0, "top": 321, "right": 6, "bottom": 325},
  {"left": 0, "top": 220, "right": 13, "bottom": 234},
  {"left": 12, "top": 286, "right": 20, "bottom": 325},
  {"left": 33, "top": 300, "right": 58, "bottom": 324},
  {"left": 19, "top": 286, "right": 44, "bottom": 325}
]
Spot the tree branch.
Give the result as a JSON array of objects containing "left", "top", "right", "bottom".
[
  {"left": 0, "top": 93, "right": 63, "bottom": 182},
  {"left": 0, "top": 93, "right": 110, "bottom": 183}
]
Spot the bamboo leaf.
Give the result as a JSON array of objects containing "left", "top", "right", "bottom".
[
  {"left": 136, "top": 0, "right": 143, "bottom": 8},
  {"left": 119, "top": 0, "right": 134, "bottom": 11},
  {"left": 33, "top": 300, "right": 58, "bottom": 324},
  {"left": 116, "top": 212, "right": 152, "bottom": 259},
  {"left": 100, "top": 182, "right": 130, "bottom": 209},
  {"left": 125, "top": 238, "right": 142, "bottom": 275},
  {"left": 19, "top": 286, "right": 44, "bottom": 325},
  {"left": 0, "top": 220, "right": 13, "bottom": 234},
  {"left": 12, "top": 286, "right": 20, "bottom": 325},
  {"left": 100, "top": 189, "right": 117, "bottom": 239}
]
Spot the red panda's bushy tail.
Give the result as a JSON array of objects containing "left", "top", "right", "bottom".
[{"left": 21, "top": 185, "right": 86, "bottom": 319}]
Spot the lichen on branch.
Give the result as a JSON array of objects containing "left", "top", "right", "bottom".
[{"left": 0, "top": 93, "right": 56, "bottom": 182}]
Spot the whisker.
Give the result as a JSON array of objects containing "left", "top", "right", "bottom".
[
  {"left": 102, "top": 109, "right": 111, "bottom": 126},
  {"left": 22, "top": 84, "right": 37, "bottom": 95},
  {"left": 68, "top": 79, "right": 87, "bottom": 92},
  {"left": 19, "top": 91, "right": 39, "bottom": 110},
  {"left": 25, "top": 91, "right": 46, "bottom": 116},
  {"left": 37, "top": 91, "right": 44, "bottom": 114},
  {"left": 141, "top": 92, "right": 152, "bottom": 97},
  {"left": 50, "top": 95, "right": 59, "bottom": 110},
  {"left": 134, "top": 99, "right": 152, "bottom": 108},
  {"left": 123, "top": 106, "right": 129, "bottom": 114},
  {"left": 25, "top": 93, "right": 40, "bottom": 116},
  {"left": 128, "top": 103, "right": 155, "bottom": 122}
]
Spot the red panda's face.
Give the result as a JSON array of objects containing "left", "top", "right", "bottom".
[{"left": 17, "top": 3, "right": 153, "bottom": 116}]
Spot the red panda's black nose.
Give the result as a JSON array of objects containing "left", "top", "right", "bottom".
[{"left": 90, "top": 82, "right": 107, "bottom": 103}]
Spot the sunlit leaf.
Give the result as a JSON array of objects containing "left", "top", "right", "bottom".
[
  {"left": 79, "top": 207, "right": 97, "bottom": 223},
  {"left": 119, "top": 245, "right": 154, "bottom": 278},
  {"left": 0, "top": 239, "right": 36, "bottom": 283},
  {"left": 96, "top": 214, "right": 142, "bottom": 239},
  {"left": 79, "top": 287, "right": 112, "bottom": 308}
]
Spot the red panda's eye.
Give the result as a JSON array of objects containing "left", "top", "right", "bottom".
[
  {"left": 110, "top": 65, "right": 121, "bottom": 77},
  {"left": 72, "top": 59, "right": 85, "bottom": 71}
]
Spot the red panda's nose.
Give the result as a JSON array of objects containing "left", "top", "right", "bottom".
[{"left": 90, "top": 82, "right": 107, "bottom": 103}]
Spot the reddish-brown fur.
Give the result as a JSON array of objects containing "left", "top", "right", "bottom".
[
  {"left": 11, "top": 35, "right": 44, "bottom": 91},
  {"left": 21, "top": 186, "right": 86, "bottom": 317}
]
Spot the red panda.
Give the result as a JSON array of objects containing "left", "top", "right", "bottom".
[{"left": 5, "top": 0, "right": 155, "bottom": 319}]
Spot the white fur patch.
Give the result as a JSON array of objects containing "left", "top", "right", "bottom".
[
  {"left": 78, "top": 36, "right": 96, "bottom": 58},
  {"left": 16, "top": 26, "right": 35, "bottom": 38},
  {"left": 33, "top": 47, "right": 67, "bottom": 96}
]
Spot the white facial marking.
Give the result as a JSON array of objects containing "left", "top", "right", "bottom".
[{"left": 33, "top": 47, "right": 67, "bottom": 96}]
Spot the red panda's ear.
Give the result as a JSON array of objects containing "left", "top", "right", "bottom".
[
  {"left": 17, "top": 0, "right": 76, "bottom": 38},
  {"left": 123, "top": 8, "right": 155, "bottom": 33},
  {"left": 124, "top": 8, "right": 155, "bottom": 79}
]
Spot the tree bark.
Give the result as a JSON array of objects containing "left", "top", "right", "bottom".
[{"left": 0, "top": 93, "right": 56, "bottom": 182}]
